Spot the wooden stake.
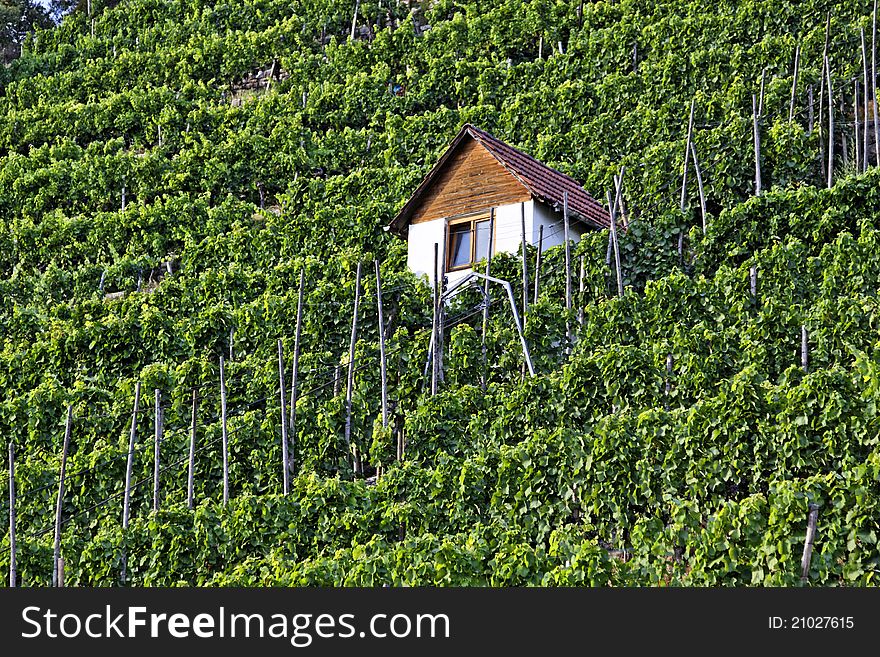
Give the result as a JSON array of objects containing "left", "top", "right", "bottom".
[
  {"left": 758, "top": 68, "right": 766, "bottom": 117},
  {"left": 220, "top": 356, "right": 229, "bottom": 506},
  {"left": 375, "top": 261, "right": 388, "bottom": 429},
  {"left": 577, "top": 254, "right": 585, "bottom": 326},
  {"left": 187, "top": 389, "right": 197, "bottom": 510},
  {"left": 873, "top": 0, "right": 879, "bottom": 168},
  {"left": 431, "top": 245, "right": 439, "bottom": 396},
  {"left": 533, "top": 224, "right": 543, "bottom": 305},
  {"left": 289, "top": 269, "right": 305, "bottom": 477},
  {"left": 57, "top": 557, "right": 65, "bottom": 588},
  {"left": 345, "top": 262, "right": 363, "bottom": 475},
  {"left": 350, "top": 0, "right": 360, "bottom": 40},
  {"left": 563, "top": 191, "right": 572, "bottom": 349},
  {"left": 819, "top": 14, "right": 831, "bottom": 180},
  {"left": 153, "top": 389, "right": 161, "bottom": 512},
  {"left": 855, "top": 79, "right": 862, "bottom": 172},
  {"left": 800, "top": 503, "right": 820, "bottom": 582},
  {"left": 808, "top": 85, "right": 814, "bottom": 133},
  {"left": 690, "top": 141, "right": 707, "bottom": 234},
  {"left": 862, "top": 28, "right": 870, "bottom": 173},
  {"left": 481, "top": 209, "right": 495, "bottom": 391},
  {"left": 610, "top": 170, "right": 625, "bottom": 297},
  {"left": 52, "top": 405, "right": 72, "bottom": 588},
  {"left": 681, "top": 99, "right": 695, "bottom": 212},
  {"left": 278, "top": 339, "right": 290, "bottom": 495},
  {"left": 520, "top": 202, "right": 529, "bottom": 319},
  {"left": 752, "top": 94, "right": 762, "bottom": 196},
  {"left": 826, "top": 56, "right": 834, "bottom": 188},
  {"left": 334, "top": 366, "right": 341, "bottom": 396},
  {"left": 229, "top": 326, "right": 234, "bottom": 361},
  {"left": 801, "top": 325, "right": 809, "bottom": 373},
  {"left": 750, "top": 266, "right": 758, "bottom": 300},
  {"left": 664, "top": 354, "right": 673, "bottom": 410},
  {"left": 789, "top": 44, "right": 800, "bottom": 122},
  {"left": 8, "top": 442, "right": 16, "bottom": 587},
  {"left": 121, "top": 382, "right": 140, "bottom": 585}
]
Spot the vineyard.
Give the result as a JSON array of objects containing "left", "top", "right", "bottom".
[{"left": 1, "top": 0, "right": 879, "bottom": 586}]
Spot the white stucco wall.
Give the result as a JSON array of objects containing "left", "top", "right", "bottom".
[{"left": 406, "top": 199, "right": 586, "bottom": 287}]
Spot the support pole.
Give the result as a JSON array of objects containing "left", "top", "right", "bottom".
[
  {"left": 289, "top": 269, "right": 305, "bottom": 477},
  {"left": 52, "top": 405, "right": 72, "bottom": 588},
  {"left": 153, "top": 390, "right": 161, "bottom": 512},
  {"left": 801, "top": 325, "right": 809, "bottom": 373},
  {"left": 533, "top": 224, "right": 543, "bottom": 305},
  {"left": 481, "top": 210, "right": 495, "bottom": 391},
  {"left": 862, "top": 28, "right": 870, "bottom": 173},
  {"left": 750, "top": 266, "right": 758, "bottom": 300},
  {"left": 681, "top": 99, "right": 695, "bottom": 212},
  {"left": 375, "top": 261, "right": 388, "bottom": 429},
  {"left": 563, "top": 191, "right": 572, "bottom": 350},
  {"left": 220, "top": 356, "right": 229, "bottom": 506},
  {"left": 789, "top": 44, "right": 800, "bottom": 122},
  {"left": 431, "top": 246, "right": 439, "bottom": 396},
  {"left": 520, "top": 202, "right": 529, "bottom": 319},
  {"left": 873, "top": 0, "right": 879, "bottom": 168},
  {"left": 121, "top": 382, "right": 140, "bottom": 585},
  {"left": 187, "top": 389, "right": 197, "bottom": 510},
  {"left": 758, "top": 68, "right": 766, "bottom": 117},
  {"left": 826, "top": 56, "right": 834, "bottom": 189},
  {"left": 345, "top": 262, "right": 363, "bottom": 475},
  {"left": 819, "top": 14, "right": 831, "bottom": 180},
  {"left": 753, "top": 94, "right": 762, "bottom": 196},
  {"left": 808, "top": 85, "right": 814, "bottom": 134},
  {"left": 855, "top": 79, "right": 862, "bottom": 173},
  {"left": 691, "top": 142, "right": 707, "bottom": 234},
  {"left": 278, "top": 339, "right": 290, "bottom": 495},
  {"left": 8, "top": 442, "right": 16, "bottom": 587},
  {"left": 577, "top": 255, "right": 585, "bottom": 326},
  {"left": 801, "top": 504, "right": 820, "bottom": 582}
]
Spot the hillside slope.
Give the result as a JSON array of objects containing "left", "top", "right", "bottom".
[{"left": 1, "top": 0, "right": 878, "bottom": 586}]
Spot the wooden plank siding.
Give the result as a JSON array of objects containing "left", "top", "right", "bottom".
[{"left": 410, "top": 139, "right": 531, "bottom": 224}]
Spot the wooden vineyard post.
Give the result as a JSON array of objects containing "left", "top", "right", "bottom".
[
  {"left": 664, "top": 354, "right": 674, "bottom": 410},
  {"left": 289, "top": 269, "right": 305, "bottom": 477},
  {"left": 431, "top": 244, "right": 439, "bottom": 396},
  {"left": 862, "top": 28, "right": 870, "bottom": 173},
  {"left": 121, "top": 382, "right": 140, "bottom": 584},
  {"left": 187, "top": 389, "right": 197, "bottom": 510},
  {"left": 801, "top": 325, "right": 809, "bottom": 373},
  {"left": 758, "top": 68, "right": 766, "bottom": 117},
  {"left": 750, "top": 266, "right": 758, "bottom": 300},
  {"left": 220, "top": 356, "right": 229, "bottom": 506},
  {"left": 520, "top": 202, "right": 529, "bottom": 319},
  {"left": 578, "top": 255, "right": 585, "bottom": 326},
  {"left": 690, "top": 142, "right": 708, "bottom": 235},
  {"left": 481, "top": 209, "right": 496, "bottom": 391},
  {"left": 855, "top": 80, "right": 861, "bottom": 173},
  {"left": 681, "top": 99, "right": 695, "bottom": 212},
  {"left": 57, "top": 557, "right": 65, "bottom": 588},
  {"left": 826, "top": 56, "right": 834, "bottom": 189},
  {"left": 808, "top": 85, "right": 814, "bottom": 133},
  {"left": 345, "top": 262, "right": 363, "bottom": 476},
  {"left": 375, "top": 261, "right": 388, "bottom": 429},
  {"left": 563, "top": 191, "right": 572, "bottom": 351},
  {"left": 789, "top": 44, "right": 800, "bottom": 122},
  {"left": 8, "top": 442, "right": 16, "bottom": 587},
  {"left": 609, "top": 169, "right": 625, "bottom": 298},
  {"left": 874, "top": 0, "right": 879, "bottom": 168},
  {"left": 801, "top": 504, "right": 820, "bottom": 583},
  {"left": 533, "top": 224, "right": 544, "bottom": 305},
  {"left": 229, "top": 326, "right": 234, "bottom": 361},
  {"left": 818, "top": 14, "right": 831, "bottom": 181},
  {"left": 350, "top": 0, "right": 360, "bottom": 40},
  {"left": 278, "top": 340, "right": 290, "bottom": 495},
  {"left": 752, "top": 94, "right": 762, "bottom": 196},
  {"left": 153, "top": 390, "right": 162, "bottom": 512},
  {"left": 52, "top": 405, "right": 72, "bottom": 588}
]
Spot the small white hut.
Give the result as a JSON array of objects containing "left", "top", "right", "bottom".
[{"left": 387, "top": 124, "right": 611, "bottom": 287}]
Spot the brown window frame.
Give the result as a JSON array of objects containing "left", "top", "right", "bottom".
[{"left": 445, "top": 210, "right": 493, "bottom": 272}]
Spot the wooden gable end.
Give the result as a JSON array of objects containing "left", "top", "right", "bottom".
[{"left": 410, "top": 138, "right": 532, "bottom": 225}]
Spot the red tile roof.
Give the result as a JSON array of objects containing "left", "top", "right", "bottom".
[{"left": 389, "top": 124, "right": 611, "bottom": 236}]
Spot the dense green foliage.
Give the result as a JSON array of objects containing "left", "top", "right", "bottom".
[{"left": 1, "top": 0, "right": 879, "bottom": 586}]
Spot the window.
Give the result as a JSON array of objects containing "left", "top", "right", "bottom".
[{"left": 446, "top": 213, "right": 492, "bottom": 271}]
